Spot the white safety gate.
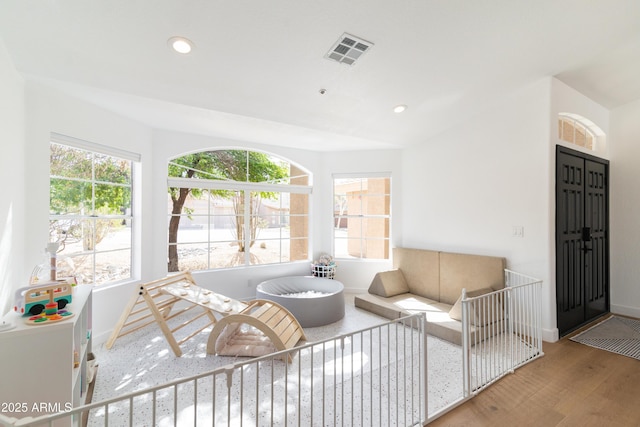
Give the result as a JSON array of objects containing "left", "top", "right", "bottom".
[
  {"left": 462, "top": 270, "right": 544, "bottom": 396},
  {"left": 0, "top": 270, "right": 542, "bottom": 427},
  {"left": 2, "top": 316, "right": 429, "bottom": 427}
]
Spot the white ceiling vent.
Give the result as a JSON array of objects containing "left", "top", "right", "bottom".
[{"left": 325, "top": 33, "right": 373, "bottom": 66}]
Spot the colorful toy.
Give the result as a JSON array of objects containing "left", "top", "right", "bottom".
[
  {"left": 14, "top": 279, "right": 75, "bottom": 316},
  {"left": 24, "top": 309, "right": 75, "bottom": 326},
  {"left": 16, "top": 242, "right": 77, "bottom": 325}
]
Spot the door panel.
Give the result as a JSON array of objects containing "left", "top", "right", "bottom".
[
  {"left": 585, "top": 160, "right": 608, "bottom": 318},
  {"left": 556, "top": 151, "right": 585, "bottom": 334},
  {"left": 556, "top": 146, "right": 609, "bottom": 336}
]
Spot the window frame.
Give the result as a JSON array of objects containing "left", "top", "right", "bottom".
[
  {"left": 332, "top": 172, "right": 392, "bottom": 261},
  {"left": 558, "top": 113, "right": 602, "bottom": 151},
  {"left": 167, "top": 150, "right": 312, "bottom": 271},
  {"left": 48, "top": 133, "right": 140, "bottom": 287}
]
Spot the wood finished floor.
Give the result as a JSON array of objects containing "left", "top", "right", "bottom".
[{"left": 429, "top": 320, "right": 640, "bottom": 426}]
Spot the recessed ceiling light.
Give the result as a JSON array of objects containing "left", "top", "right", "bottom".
[
  {"left": 168, "top": 36, "right": 194, "bottom": 54},
  {"left": 393, "top": 105, "right": 407, "bottom": 113}
]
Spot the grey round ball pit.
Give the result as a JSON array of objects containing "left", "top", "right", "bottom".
[{"left": 256, "top": 276, "right": 345, "bottom": 328}]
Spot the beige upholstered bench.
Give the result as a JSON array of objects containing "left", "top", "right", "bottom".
[{"left": 355, "top": 248, "right": 506, "bottom": 345}]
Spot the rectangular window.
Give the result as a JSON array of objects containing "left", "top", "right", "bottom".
[
  {"left": 167, "top": 189, "right": 309, "bottom": 270},
  {"left": 333, "top": 175, "right": 391, "bottom": 260},
  {"left": 49, "top": 136, "right": 137, "bottom": 286}
]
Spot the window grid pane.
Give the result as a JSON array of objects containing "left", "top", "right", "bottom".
[
  {"left": 168, "top": 151, "right": 311, "bottom": 272},
  {"left": 559, "top": 116, "right": 596, "bottom": 151},
  {"left": 49, "top": 141, "right": 134, "bottom": 286},
  {"left": 334, "top": 176, "right": 391, "bottom": 260}
]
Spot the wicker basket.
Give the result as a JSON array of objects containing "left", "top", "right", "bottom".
[{"left": 311, "top": 263, "right": 336, "bottom": 279}]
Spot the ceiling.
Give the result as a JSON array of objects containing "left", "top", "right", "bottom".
[{"left": 1, "top": 0, "right": 640, "bottom": 151}]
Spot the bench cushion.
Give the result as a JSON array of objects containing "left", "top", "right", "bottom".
[
  {"left": 439, "top": 252, "right": 506, "bottom": 305},
  {"left": 393, "top": 248, "right": 440, "bottom": 300},
  {"left": 354, "top": 292, "right": 466, "bottom": 345},
  {"left": 368, "top": 269, "right": 410, "bottom": 297}
]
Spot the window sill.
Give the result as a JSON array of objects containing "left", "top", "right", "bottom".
[{"left": 91, "top": 278, "right": 139, "bottom": 294}]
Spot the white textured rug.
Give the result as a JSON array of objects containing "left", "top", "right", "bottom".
[
  {"left": 90, "top": 295, "right": 463, "bottom": 425},
  {"left": 570, "top": 315, "right": 640, "bottom": 360}
]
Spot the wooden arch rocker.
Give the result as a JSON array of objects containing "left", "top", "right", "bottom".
[
  {"left": 206, "top": 299, "right": 307, "bottom": 362},
  {"left": 106, "top": 272, "right": 306, "bottom": 361}
]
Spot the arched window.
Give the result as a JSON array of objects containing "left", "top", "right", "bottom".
[
  {"left": 167, "top": 149, "right": 311, "bottom": 272},
  {"left": 558, "top": 113, "right": 605, "bottom": 151}
]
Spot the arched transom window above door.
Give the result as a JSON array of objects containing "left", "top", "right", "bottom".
[{"left": 558, "top": 113, "right": 605, "bottom": 151}]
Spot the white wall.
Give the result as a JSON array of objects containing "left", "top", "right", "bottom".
[
  {"left": 0, "top": 38, "right": 26, "bottom": 317},
  {"left": 23, "top": 81, "right": 153, "bottom": 342},
  {"left": 610, "top": 98, "right": 640, "bottom": 318},
  {"left": 401, "top": 78, "right": 556, "bottom": 339}
]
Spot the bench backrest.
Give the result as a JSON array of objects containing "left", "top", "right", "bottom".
[{"left": 393, "top": 248, "right": 505, "bottom": 305}]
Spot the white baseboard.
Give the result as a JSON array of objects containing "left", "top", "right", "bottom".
[
  {"left": 93, "top": 329, "right": 112, "bottom": 346},
  {"left": 545, "top": 306, "right": 640, "bottom": 343},
  {"left": 542, "top": 327, "right": 559, "bottom": 343},
  {"left": 611, "top": 303, "right": 640, "bottom": 319}
]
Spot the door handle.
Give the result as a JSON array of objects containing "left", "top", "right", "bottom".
[{"left": 581, "top": 227, "right": 593, "bottom": 253}]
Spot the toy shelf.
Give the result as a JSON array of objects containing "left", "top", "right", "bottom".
[{"left": 0, "top": 285, "right": 92, "bottom": 427}]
